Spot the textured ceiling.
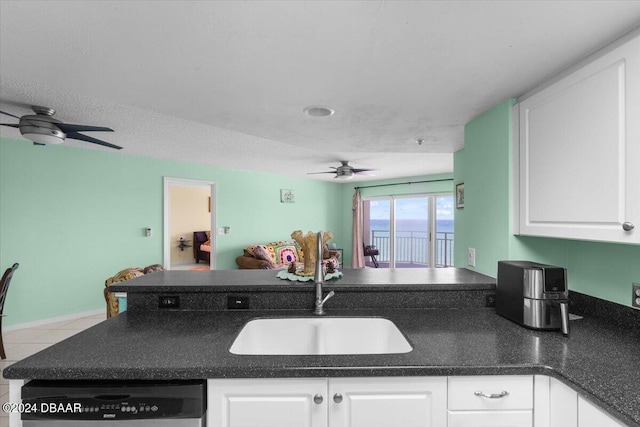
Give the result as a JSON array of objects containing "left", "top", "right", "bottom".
[{"left": 1, "top": 1, "right": 640, "bottom": 181}]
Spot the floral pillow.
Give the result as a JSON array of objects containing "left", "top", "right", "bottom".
[{"left": 273, "top": 241, "right": 299, "bottom": 265}]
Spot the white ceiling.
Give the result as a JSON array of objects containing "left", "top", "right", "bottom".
[{"left": 1, "top": 1, "right": 640, "bottom": 182}]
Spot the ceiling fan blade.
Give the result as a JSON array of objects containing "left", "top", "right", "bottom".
[
  {"left": 307, "top": 171, "right": 336, "bottom": 175},
  {"left": 66, "top": 132, "right": 122, "bottom": 150},
  {"left": 352, "top": 168, "right": 376, "bottom": 173},
  {"left": 0, "top": 110, "right": 21, "bottom": 119},
  {"left": 0, "top": 123, "right": 20, "bottom": 128},
  {"left": 56, "top": 123, "right": 114, "bottom": 133}
]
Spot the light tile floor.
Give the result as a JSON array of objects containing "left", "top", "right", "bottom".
[{"left": 0, "top": 312, "right": 106, "bottom": 427}]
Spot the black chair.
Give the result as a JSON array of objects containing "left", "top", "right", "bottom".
[
  {"left": 0, "top": 263, "right": 19, "bottom": 360},
  {"left": 364, "top": 245, "right": 380, "bottom": 268}
]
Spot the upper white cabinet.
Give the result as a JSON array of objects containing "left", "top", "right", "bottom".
[{"left": 516, "top": 32, "right": 640, "bottom": 244}]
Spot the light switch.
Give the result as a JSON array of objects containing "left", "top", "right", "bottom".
[{"left": 468, "top": 248, "right": 476, "bottom": 267}]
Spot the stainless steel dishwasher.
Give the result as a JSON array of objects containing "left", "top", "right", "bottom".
[{"left": 20, "top": 379, "right": 206, "bottom": 426}]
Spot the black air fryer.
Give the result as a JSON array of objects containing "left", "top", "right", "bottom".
[{"left": 496, "top": 261, "right": 569, "bottom": 336}]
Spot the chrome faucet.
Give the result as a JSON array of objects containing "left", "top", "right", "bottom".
[{"left": 313, "top": 231, "right": 334, "bottom": 315}]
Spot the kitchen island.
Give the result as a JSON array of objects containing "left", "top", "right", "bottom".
[{"left": 4, "top": 268, "right": 639, "bottom": 426}]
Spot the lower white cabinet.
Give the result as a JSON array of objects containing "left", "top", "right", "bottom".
[
  {"left": 208, "top": 378, "right": 327, "bottom": 427},
  {"left": 449, "top": 410, "right": 533, "bottom": 427},
  {"left": 448, "top": 376, "right": 533, "bottom": 427},
  {"left": 549, "top": 377, "right": 578, "bottom": 427},
  {"left": 207, "top": 375, "right": 629, "bottom": 427},
  {"left": 329, "top": 377, "right": 447, "bottom": 427},
  {"left": 578, "top": 396, "right": 626, "bottom": 427},
  {"left": 208, "top": 376, "right": 446, "bottom": 427},
  {"left": 546, "top": 376, "right": 627, "bottom": 427}
]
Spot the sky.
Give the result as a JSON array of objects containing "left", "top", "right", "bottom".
[{"left": 368, "top": 196, "right": 454, "bottom": 221}]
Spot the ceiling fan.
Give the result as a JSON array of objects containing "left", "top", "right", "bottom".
[
  {"left": 0, "top": 106, "right": 121, "bottom": 150},
  {"left": 308, "top": 160, "right": 376, "bottom": 180}
]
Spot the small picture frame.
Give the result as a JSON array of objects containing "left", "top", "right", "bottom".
[
  {"left": 280, "top": 189, "right": 295, "bottom": 203},
  {"left": 456, "top": 183, "right": 465, "bottom": 209}
]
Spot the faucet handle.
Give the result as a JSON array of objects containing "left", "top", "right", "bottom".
[{"left": 321, "top": 291, "right": 335, "bottom": 305}]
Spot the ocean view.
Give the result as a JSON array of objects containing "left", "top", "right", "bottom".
[{"left": 369, "top": 219, "right": 454, "bottom": 234}]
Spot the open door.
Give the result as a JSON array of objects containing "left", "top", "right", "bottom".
[{"left": 163, "top": 177, "right": 217, "bottom": 270}]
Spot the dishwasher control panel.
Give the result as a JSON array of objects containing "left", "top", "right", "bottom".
[{"left": 20, "top": 379, "right": 206, "bottom": 421}]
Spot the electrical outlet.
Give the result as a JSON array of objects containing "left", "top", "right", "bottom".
[
  {"left": 633, "top": 283, "right": 640, "bottom": 309},
  {"left": 468, "top": 248, "right": 476, "bottom": 267},
  {"left": 158, "top": 295, "right": 180, "bottom": 309},
  {"left": 485, "top": 293, "right": 496, "bottom": 307},
  {"left": 227, "top": 295, "right": 250, "bottom": 309}
]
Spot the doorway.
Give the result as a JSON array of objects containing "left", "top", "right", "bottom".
[
  {"left": 163, "top": 177, "right": 216, "bottom": 270},
  {"left": 362, "top": 194, "right": 454, "bottom": 268}
]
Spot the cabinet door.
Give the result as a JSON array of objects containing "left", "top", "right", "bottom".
[
  {"left": 578, "top": 396, "right": 626, "bottom": 427},
  {"left": 207, "top": 378, "right": 327, "bottom": 427},
  {"left": 517, "top": 33, "right": 640, "bottom": 244},
  {"left": 549, "top": 377, "right": 577, "bottom": 427},
  {"left": 448, "top": 410, "right": 533, "bottom": 427},
  {"left": 328, "top": 376, "right": 447, "bottom": 427}
]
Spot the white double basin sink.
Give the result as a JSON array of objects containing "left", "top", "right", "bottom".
[{"left": 229, "top": 317, "right": 412, "bottom": 355}]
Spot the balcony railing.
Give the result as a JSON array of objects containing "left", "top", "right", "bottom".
[{"left": 369, "top": 230, "right": 454, "bottom": 268}]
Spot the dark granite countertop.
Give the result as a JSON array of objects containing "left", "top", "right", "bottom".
[
  {"left": 108, "top": 268, "right": 496, "bottom": 293},
  {"left": 4, "top": 308, "right": 639, "bottom": 426}
]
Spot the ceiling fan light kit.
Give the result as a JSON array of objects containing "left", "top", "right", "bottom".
[
  {"left": 308, "top": 160, "right": 375, "bottom": 179},
  {"left": 0, "top": 105, "right": 121, "bottom": 150}
]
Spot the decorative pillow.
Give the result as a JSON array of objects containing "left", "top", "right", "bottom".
[
  {"left": 243, "top": 245, "right": 256, "bottom": 257},
  {"left": 273, "top": 241, "right": 299, "bottom": 265},
  {"left": 110, "top": 267, "right": 144, "bottom": 283},
  {"left": 253, "top": 245, "right": 276, "bottom": 268},
  {"left": 204, "top": 231, "right": 211, "bottom": 246},
  {"left": 143, "top": 264, "right": 164, "bottom": 274}
]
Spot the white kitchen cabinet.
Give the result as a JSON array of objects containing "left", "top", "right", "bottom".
[
  {"left": 515, "top": 32, "right": 640, "bottom": 244},
  {"left": 207, "top": 378, "right": 328, "bottom": 427},
  {"left": 328, "top": 377, "right": 447, "bottom": 427},
  {"left": 549, "top": 377, "right": 578, "bottom": 427},
  {"left": 578, "top": 396, "right": 626, "bottom": 427},
  {"left": 448, "top": 375, "right": 534, "bottom": 427},
  {"left": 449, "top": 410, "right": 533, "bottom": 427},
  {"left": 208, "top": 376, "right": 446, "bottom": 427},
  {"left": 208, "top": 375, "right": 630, "bottom": 427}
]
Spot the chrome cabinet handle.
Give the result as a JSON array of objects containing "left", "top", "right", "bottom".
[
  {"left": 314, "top": 394, "right": 324, "bottom": 404},
  {"left": 474, "top": 390, "right": 509, "bottom": 399},
  {"left": 622, "top": 222, "right": 635, "bottom": 231},
  {"left": 333, "top": 393, "right": 343, "bottom": 403}
]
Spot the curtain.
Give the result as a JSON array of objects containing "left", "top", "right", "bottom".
[{"left": 351, "top": 188, "right": 365, "bottom": 268}]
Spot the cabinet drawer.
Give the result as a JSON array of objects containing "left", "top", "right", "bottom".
[
  {"left": 448, "top": 376, "right": 533, "bottom": 411},
  {"left": 448, "top": 410, "right": 533, "bottom": 427}
]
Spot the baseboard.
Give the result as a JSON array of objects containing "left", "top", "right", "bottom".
[{"left": 3, "top": 308, "right": 104, "bottom": 332}]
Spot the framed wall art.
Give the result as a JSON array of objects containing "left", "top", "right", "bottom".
[
  {"left": 280, "top": 189, "right": 295, "bottom": 203},
  {"left": 456, "top": 183, "right": 465, "bottom": 209}
]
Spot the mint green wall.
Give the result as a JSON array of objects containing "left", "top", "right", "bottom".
[
  {"left": 0, "top": 138, "right": 343, "bottom": 326},
  {"left": 454, "top": 100, "right": 640, "bottom": 307},
  {"left": 339, "top": 174, "right": 454, "bottom": 267},
  {"left": 453, "top": 101, "right": 513, "bottom": 274}
]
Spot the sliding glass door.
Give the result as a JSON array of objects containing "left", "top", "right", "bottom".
[
  {"left": 394, "top": 197, "right": 430, "bottom": 268},
  {"left": 363, "top": 194, "right": 453, "bottom": 268}
]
